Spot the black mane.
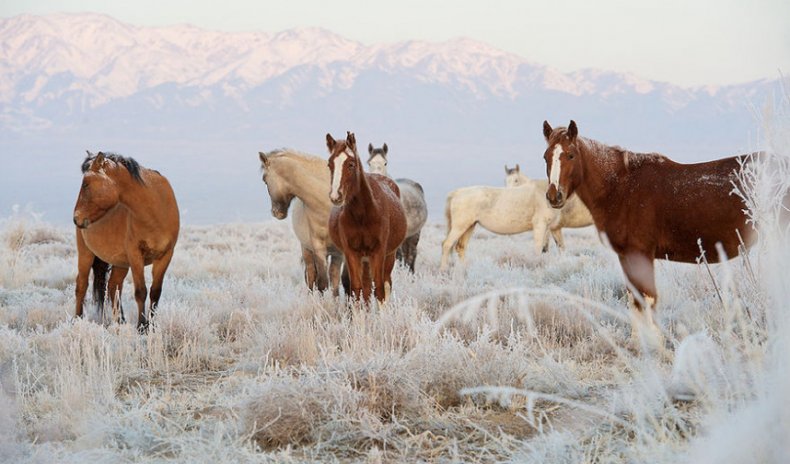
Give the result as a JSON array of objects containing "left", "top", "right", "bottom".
[{"left": 81, "top": 152, "right": 145, "bottom": 184}]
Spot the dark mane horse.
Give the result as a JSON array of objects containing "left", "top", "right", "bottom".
[
  {"left": 74, "top": 151, "right": 179, "bottom": 331},
  {"left": 327, "top": 132, "right": 407, "bottom": 303},
  {"left": 541, "top": 120, "right": 755, "bottom": 348}
]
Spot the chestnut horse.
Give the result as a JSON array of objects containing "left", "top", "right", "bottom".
[
  {"left": 327, "top": 132, "right": 407, "bottom": 303},
  {"left": 73, "top": 152, "right": 179, "bottom": 331},
  {"left": 542, "top": 120, "right": 755, "bottom": 349}
]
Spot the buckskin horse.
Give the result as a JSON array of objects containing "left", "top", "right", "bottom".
[
  {"left": 73, "top": 151, "right": 179, "bottom": 331},
  {"left": 259, "top": 149, "right": 346, "bottom": 295},
  {"left": 327, "top": 132, "right": 407, "bottom": 304},
  {"left": 542, "top": 120, "right": 755, "bottom": 349}
]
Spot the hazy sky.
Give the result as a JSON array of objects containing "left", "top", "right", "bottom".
[{"left": 3, "top": 0, "right": 789, "bottom": 86}]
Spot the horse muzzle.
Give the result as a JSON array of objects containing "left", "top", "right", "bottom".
[
  {"left": 329, "top": 192, "right": 344, "bottom": 206},
  {"left": 272, "top": 208, "right": 287, "bottom": 220},
  {"left": 546, "top": 184, "right": 565, "bottom": 209},
  {"left": 73, "top": 216, "right": 90, "bottom": 229}
]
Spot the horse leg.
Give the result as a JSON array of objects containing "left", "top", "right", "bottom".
[
  {"left": 149, "top": 248, "right": 174, "bottom": 325},
  {"left": 400, "top": 234, "right": 419, "bottom": 273},
  {"left": 301, "top": 246, "right": 318, "bottom": 290},
  {"left": 344, "top": 254, "right": 364, "bottom": 303},
  {"left": 341, "top": 262, "right": 351, "bottom": 297},
  {"left": 74, "top": 231, "right": 94, "bottom": 319},
  {"left": 129, "top": 256, "right": 148, "bottom": 333},
  {"left": 619, "top": 252, "right": 662, "bottom": 353},
  {"left": 107, "top": 266, "right": 129, "bottom": 324},
  {"left": 533, "top": 221, "right": 549, "bottom": 254},
  {"left": 371, "top": 252, "right": 387, "bottom": 303},
  {"left": 441, "top": 219, "right": 471, "bottom": 271},
  {"left": 550, "top": 227, "right": 565, "bottom": 250},
  {"left": 361, "top": 258, "right": 374, "bottom": 304},
  {"left": 328, "top": 253, "right": 344, "bottom": 297},
  {"left": 312, "top": 242, "right": 330, "bottom": 292},
  {"left": 454, "top": 224, "right": 475, "bottom": 262},
  {"left": 383, "top": 251, "right": 397, "bottom": 303}
]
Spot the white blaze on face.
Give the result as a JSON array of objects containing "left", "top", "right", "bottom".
[
  {"left": 549, "top": 144, "right": 563, "bottom": 188},
  {"left": 330, "top": 150, "right": 351, "bottom": 202}
]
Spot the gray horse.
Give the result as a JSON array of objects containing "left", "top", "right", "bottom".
[{"left": 367, "top": 143, "right": 428, "bottom": 273}]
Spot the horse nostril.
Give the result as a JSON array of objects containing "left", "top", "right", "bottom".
[{"left": 73, "top": 216, "right": 78, "bottom": 226}]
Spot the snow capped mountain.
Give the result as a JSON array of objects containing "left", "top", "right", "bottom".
[
  {"left": 3, "top": 12, "right": 772, "bottom": 112},
  {"left": 0, "top": 12, "right": 778, "bottom": 150}
]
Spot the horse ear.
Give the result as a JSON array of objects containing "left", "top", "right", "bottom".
[
  {"left": 567, "top": 120, "right": 578, "bottom": 141},
  {"left": 515, "top": 163, "right": 520, "bottom": 172},
  {"left": 368, "top": 143, "right": 373, "bottom": 155},
  {"left": 326, "top": 133, "right": 336, "bottom": 152},
  {"left": 91, "top": 152, "right": 106, "bottom": 172},
  {"left": 504, "top": 164, "right": 509, "bottom": 173},
  {"left": 346, "top": 132, "right": 356, "bottom": 151},
  {"left": 543, "top": 120, "right": 553, "bottom": 142},
  {"left": 382, "top": 143, "right": 388, "bottom": 155},
  {"left": 259, "top": 151, "right": 269, "bottom": 166}
]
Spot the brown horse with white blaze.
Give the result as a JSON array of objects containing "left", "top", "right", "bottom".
[
  {"left": 73, "top": 151, "right": 179, "bottom": 331},
  {"left": 327, "top": 132, "right": 407, "bottom": 304},
  {"left": 542, "top": 120, "right": 755, "bottom": 349}
]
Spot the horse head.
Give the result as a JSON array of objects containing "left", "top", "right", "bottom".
[
  {"left": 327, "top": 131, "right": 360, "bottom": 206},
  {"left": 259, "top": 151, "right": 296, "bottom": 220},
  {"left": 504, "top": 164, "right": 523, "bottom": 187},
  {"left": 367, "top": 143, "right": 388, "bottom": 176},
  {"left": 73, "top": 151, "right": 121, "bottom": 229},
  {"left": 542, "top": 120, "right": 581, "bottom": 208}
]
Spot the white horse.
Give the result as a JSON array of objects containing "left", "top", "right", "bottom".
[
  {"left": 367, "top": 143, "right": 428, "bottom": 273},
  {"left": 259, "top": 149, "right": 346, "bottom": 294},
  {"left": 440, "top": 165, "right": 594, "bottom": 270}
]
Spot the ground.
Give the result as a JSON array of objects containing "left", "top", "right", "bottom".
[{"left": 0, "top": 217, "right": 780, "bottom": 463}]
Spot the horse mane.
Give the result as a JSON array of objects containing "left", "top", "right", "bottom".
[
  {"left": 263, "top": 148, "right": 324, "bottom": 164},
  {"left": 82, "top": 152, "right": 145, "bottom": 184}
]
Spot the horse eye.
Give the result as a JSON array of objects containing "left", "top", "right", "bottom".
[
  {"left": 81, "top": 182, "right": 88, "bottom": 189},
  {"left": 568, "top": 153, "right": 575, "bottom": 160}
]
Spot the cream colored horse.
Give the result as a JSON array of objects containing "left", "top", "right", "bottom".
[
  {"left": 259, "top": 149, "right": 345, "bottom": 294},
  {"left": 367, "top": 143, "right": 428, "bottom": 273},
  {"left": 440, "top": 165, "right": 593, "bottom": 270}
]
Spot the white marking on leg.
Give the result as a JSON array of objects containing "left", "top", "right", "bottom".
[
  {"left": 330, "top": 152, "right": 348, "bottom": 202},
  {"left": 384, "top": 281, "right": 391, "bottom": 303},
  {"left": 549, "top": 144, "right": 563, "bottom": 188}
]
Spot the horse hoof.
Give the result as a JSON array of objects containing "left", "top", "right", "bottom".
[{"left": 137, "top": 320, "right": 150, "bottom": 334}]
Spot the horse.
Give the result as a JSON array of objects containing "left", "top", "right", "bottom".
[
  {"left": 327, "top": 132, "right": 407, "bottom": 304},
  {"left": 258, "top": 149, "right": 346, "bottom": 295},
  {"left": 73, "top": 151, "right": 179, "bottom": 332},
  {"left": 542, "top": 120, "right": 756, "bottom": 349},
  {"left": 504, "top": 164, "right": 526, "bottom": 187},
  {"left": 440, "top": 166, "right": 594, "bottom": 270},
  {"left": 367, "top": 143, "right": 428, "bottom": 273},
  {"left": 505, "top": 163, "right": 594, "bottom": 249}
]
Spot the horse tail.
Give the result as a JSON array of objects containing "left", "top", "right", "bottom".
[
  {"left": 91, "top": 257, "right": 110, "bottom": 313},
  {"left": 444, "top": 191, "right": 454, "bottom": 234}
]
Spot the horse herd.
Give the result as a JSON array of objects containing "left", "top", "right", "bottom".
[{"left": 72, "top": 120, "right": 757, "bottom": 350}]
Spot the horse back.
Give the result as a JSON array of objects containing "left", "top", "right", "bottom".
[{"left": 610, "top": 154, "right": 752, "bottom": 262}]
